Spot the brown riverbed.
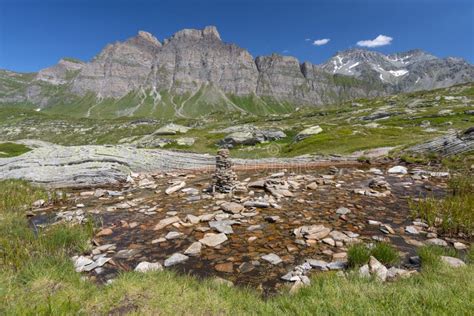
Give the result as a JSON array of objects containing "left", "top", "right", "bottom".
[{"left": 30, "top": 164, "right": 461, "bottom": 296}]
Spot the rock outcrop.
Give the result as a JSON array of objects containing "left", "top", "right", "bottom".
[{"left": 406, "top": 127, "right": 474, "bottom": 156}]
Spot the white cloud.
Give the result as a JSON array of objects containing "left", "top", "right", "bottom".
[
  {"left": 305, "top": 38, "right": 311, "bottom": 42},
  {"left": 357, "top": 34, "right": 393, "bottom": 47},
  {"left": 313, "top": 38, "right": 330, "bottom": 46}
]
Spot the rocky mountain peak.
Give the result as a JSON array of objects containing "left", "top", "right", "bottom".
[
  {"left": 169, "top": 25, "right": 221, "bottom": 42},
  {"left": 136, "top": 30, "right": 162, "bottom": 47}
]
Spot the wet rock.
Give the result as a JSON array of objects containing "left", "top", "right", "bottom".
[
  {"left": 243, "top": 201, "right": 270, "bottom": 208},
  {"left": 220, "top": 201, "right": 244, "bottom": 214},
  {"left": 329, "top": 231, "right": 351, "bottom": 243},
  {"left": 306, "top": 259, "right": 328, "bottom": 270},
  {"left": 380, "top": 224, "right": 395, "bottom": 235},
  {"left": 368, "top": 220, "right": 381, "bottom": 226},
  {"left": 199, "top": 233, "right": 228, "bottom": 247},
  {"left": 165, "top": 231, "right": 183, "bottom": 240},
  {"left": 215, "top": 262, "right": 234, "bottom": 273},
  {"left": 184, "top": 242, "right": 202, "bottom": 256},
  {"left": 440, "top": 256, "right": 466, "bottom": 268},
  {"left": 154, "top": 216, "right": 180, "bottom": 230},
  {"left": 135, "top": 261, "right": 163, "bottom": 273},
  {"left": 185, "top": 214, "right": 201, "bottom": 224},
  {"left": 336, "top": 207, "right": 351, "bottom": 215},
  {"left": 209, "top": 220, "right": 237, "bottom": 234},
  {"left": 322, "top": 237, "right": 336, "bottom": 246},
  {"left": 388, "top": 166, "right": 408, "bottom": 174},
  {"left": 294, "top": 225, "right": 331, "bottom": 240},
  {"left": 238, "top": 262, "right": 255, "bottom": 273},
  {"left": 261, "top": 253, "right": 283, "bottom": 265},
  {"left": 164, "top": 253, "right": 189, "bottom": 267},
  {"left": 165, "top": 181, "right": 186, "bottom": 195},
  {"left": 96, "top": 228, "right": 113, "bottom": 237},
  {"left": 115, "top": 249, "right": 140, "bottom": 259}
]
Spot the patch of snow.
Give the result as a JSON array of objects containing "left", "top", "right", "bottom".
[
  {"left": 35, "top": 108, "right": 41, "bottom": 112},
  {"left": 415, "top": 77, "right": 420, "bottom": 84},
  {"left": 348, "top": 62, "right": 360, "bottom": 69},
  {"left": 389, "top": 69, "right": 409, "bottom": 77},
  {"left": 379, "top": 73, "right": 385, "bottom": 82}
]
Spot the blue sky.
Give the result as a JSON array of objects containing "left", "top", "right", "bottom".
[{"left": 1, "top": 0, "right": 473, "bottom": 72}]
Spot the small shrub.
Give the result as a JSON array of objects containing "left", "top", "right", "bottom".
[
  {"left": 371, "top": 242, "right": 400, "bottom": 266},
  {"left": 347, "top": 243, "right": 371, "bottom": 267},
  {"left": 417, "top": 245, "right": 457, "bottom": 268}
]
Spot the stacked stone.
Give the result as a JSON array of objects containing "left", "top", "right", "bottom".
[{"left": 213, "top": 149, "right": 237, "bottom": 193}]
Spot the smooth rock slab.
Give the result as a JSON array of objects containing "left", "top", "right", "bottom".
[
  {"left": 184, "top": 242, "right": 202, "bottom": 256},
  {"left": 199, "top": 233, "right": 228, "bottom": 247},
  {"left": 261, "top": 253, "right": 283, "bottom": 265},
  {"left": 164, "top": 253, "right": 189, "bottom": 267}
]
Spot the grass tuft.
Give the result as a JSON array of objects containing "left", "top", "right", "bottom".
[
  {"left": 347, "top": 243, "right": 372, "bottom": 267},
  {"left": 410, "top": 174, "right": 474, "bottom": 236}
]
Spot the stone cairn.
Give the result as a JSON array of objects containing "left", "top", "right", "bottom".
[{"left": 212, "top": 149, "right": 237, "bottom": 193}]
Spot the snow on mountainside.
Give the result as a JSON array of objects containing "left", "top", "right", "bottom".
[{"left": 321, "top": 49, "right": 473, "bottom": 91}]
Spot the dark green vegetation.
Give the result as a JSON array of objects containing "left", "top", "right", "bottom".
[
  {"left": 0, "top": 83, "right": 473, "bottom": 159},
  {"left": 347, "top": 242, "right": 400, "bottom": 267},
  {"left": 410, "top": 174, "right": 474, "bottom": 236},
  {"left": 1, "top": 180, "right": 473, "bottom": 314},
  {"left": 0, "top": 142, "right": 31, "bottom": 157}
]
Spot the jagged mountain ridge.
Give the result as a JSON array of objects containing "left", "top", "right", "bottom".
[{"left": 1, "top": 26, "right": 473, "bottom": 118}]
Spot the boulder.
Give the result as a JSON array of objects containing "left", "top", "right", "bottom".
[
  {"left": 440, "top": 256, "right": 466, "bottom": 268},
  {"left": 154, "top": 123, "right": 190, "bottom": 135},
  {"left": 295, "top": 125, "right": 323, "bottom": 141}
]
